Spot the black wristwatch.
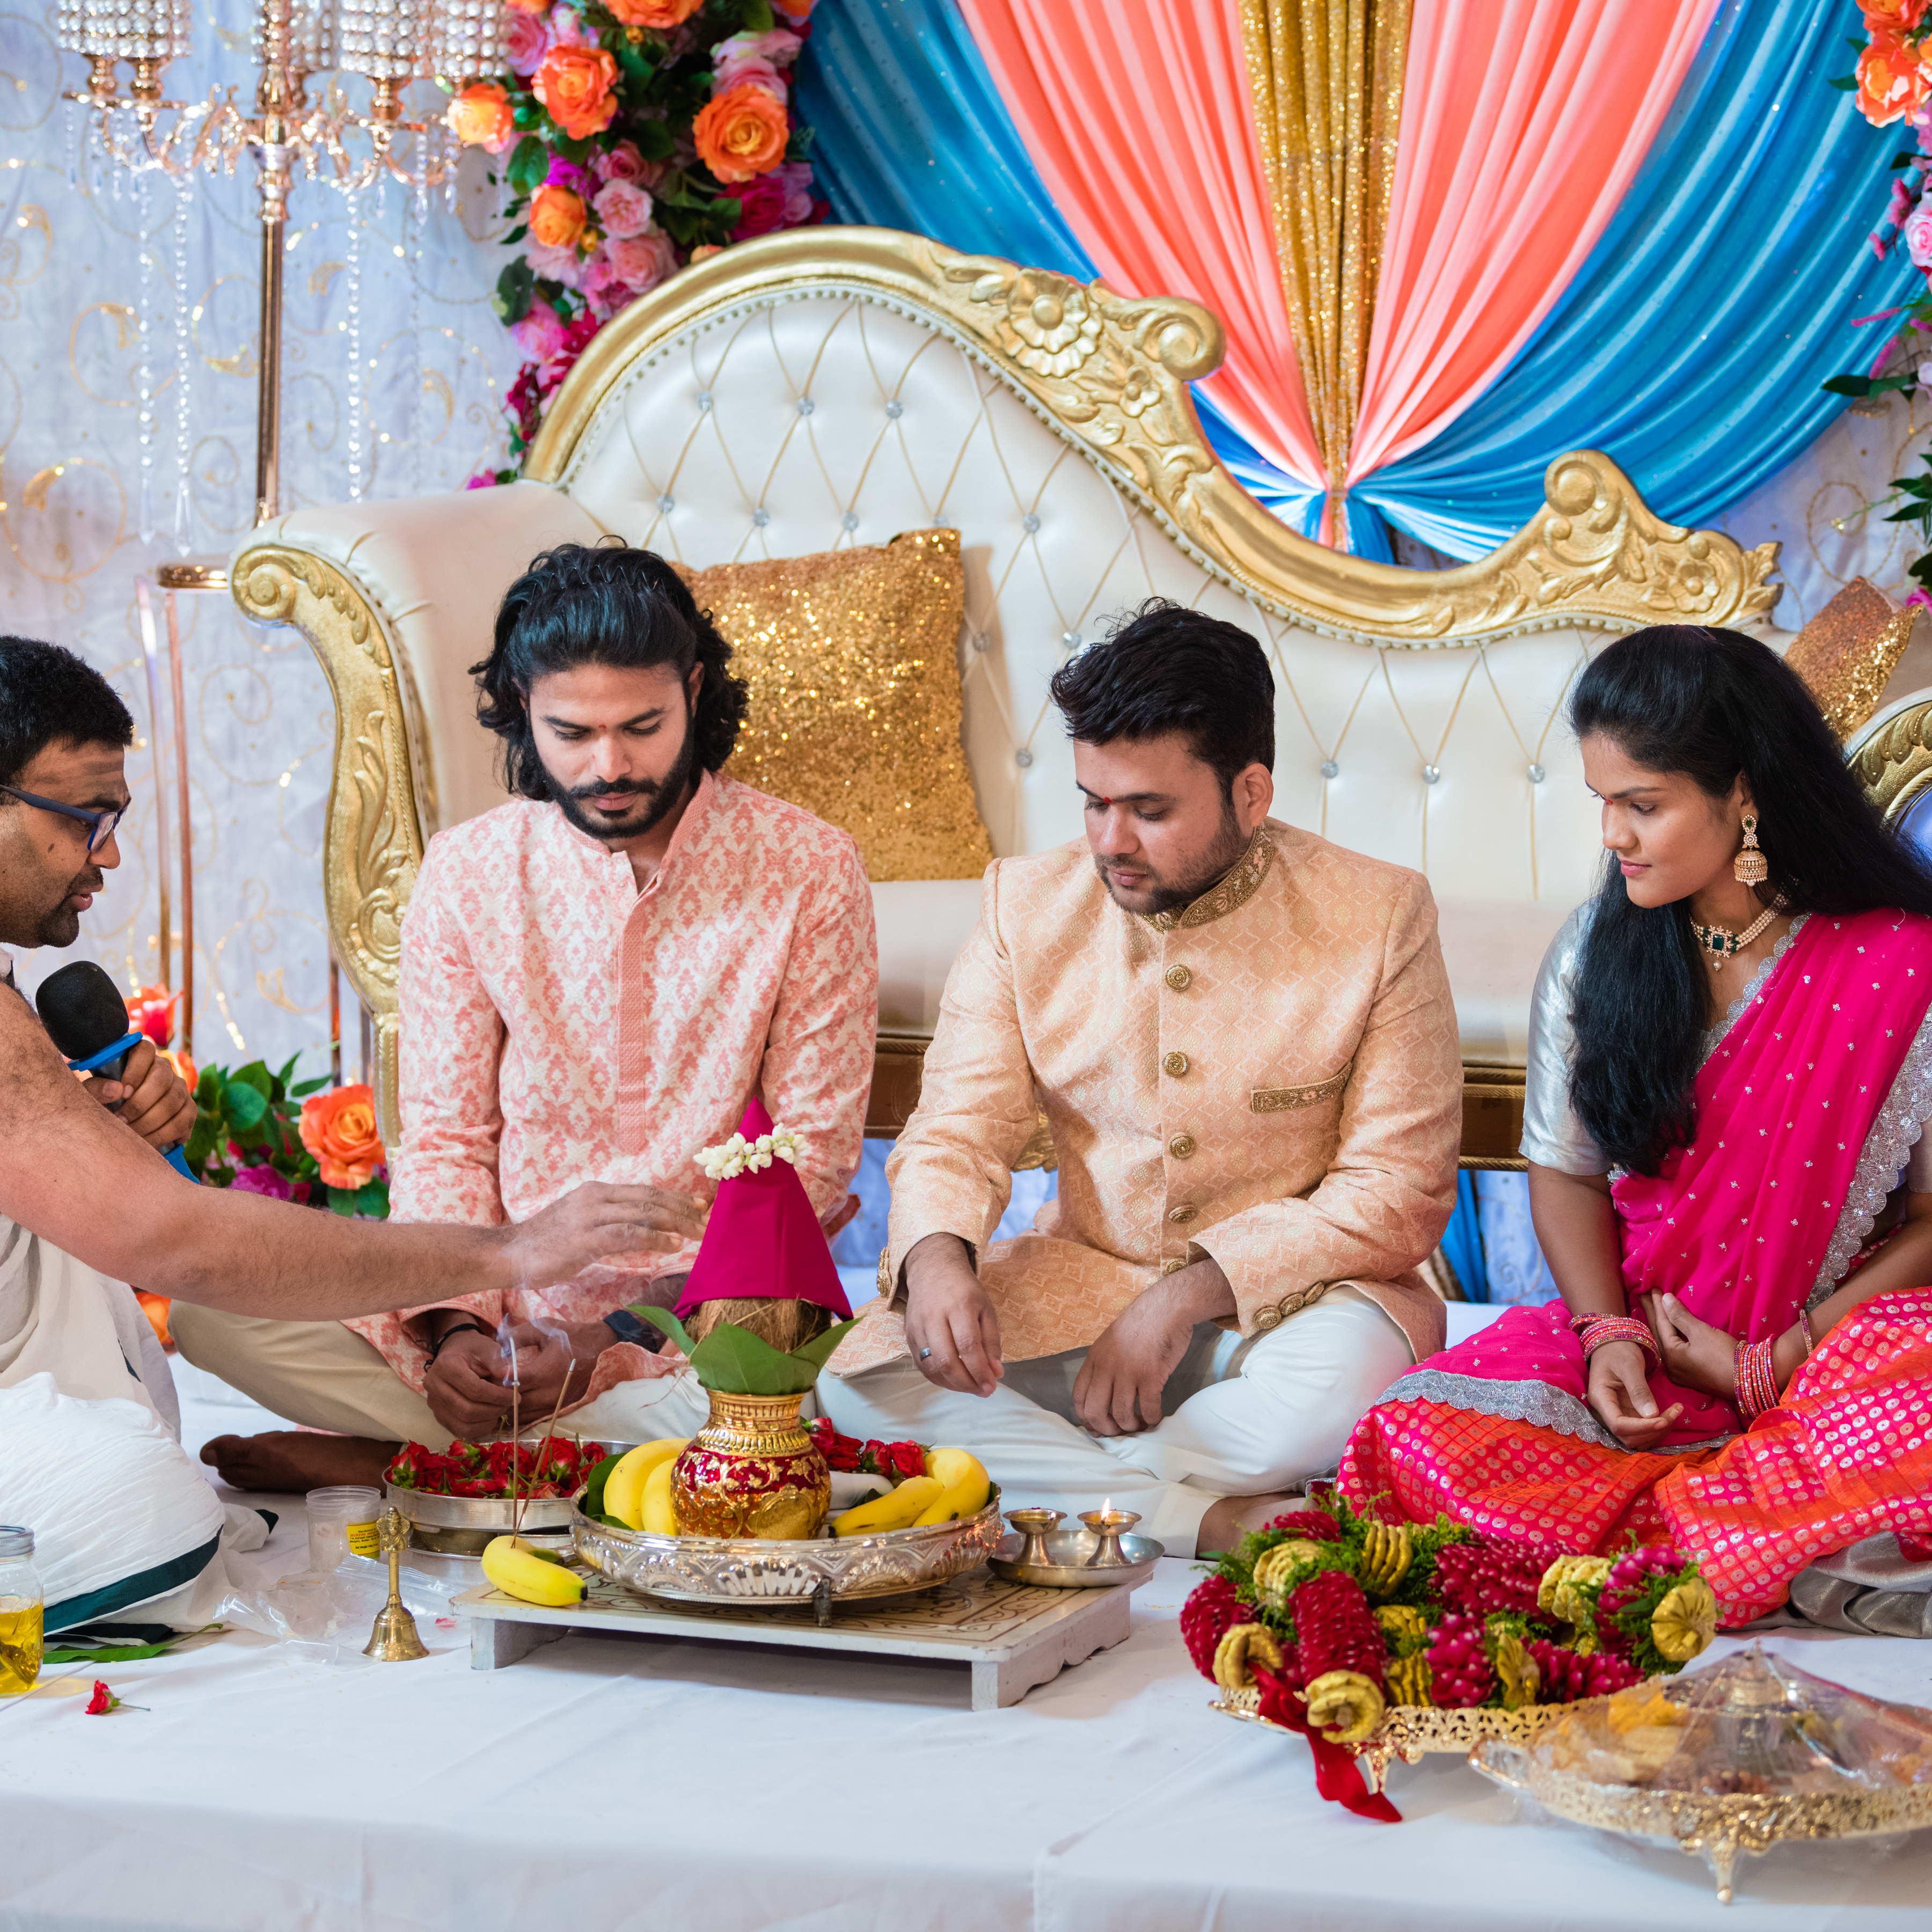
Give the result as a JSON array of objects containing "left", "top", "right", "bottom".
[
  {"left": 602, "top": 1308, "right": 662, "bottom": 1349},
  {"left": 423, "top": 1319, "right": 492, "bottom": 1366}
]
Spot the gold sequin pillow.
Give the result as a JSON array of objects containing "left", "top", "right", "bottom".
[
  {"left": 1784, "top": 576, "right": 1915, "bottom": 741},
  {"left": 684, "top": 528, "right": 994, "bottom": 881}
]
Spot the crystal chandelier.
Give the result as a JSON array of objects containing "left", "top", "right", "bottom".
[{"left": 60, "top": 0, "right": 507, "bottom": 528}]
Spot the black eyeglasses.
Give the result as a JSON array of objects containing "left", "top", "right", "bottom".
[{"left": 0, "top": 785, "right": 128, "bottom": 854}]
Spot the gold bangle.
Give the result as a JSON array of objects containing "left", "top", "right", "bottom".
[{"left": 1798, "top": 1308, "right": 1817, "bottom": 1357}]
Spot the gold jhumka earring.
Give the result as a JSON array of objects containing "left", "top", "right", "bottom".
[{"left": 1733, "top": 813, "right": 1768, "bottom": 886}]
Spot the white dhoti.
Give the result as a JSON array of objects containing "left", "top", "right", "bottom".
[
  {"left": 0, "top": 1217, "right": 265, "bottom": 1631},
  {"left": 817, "top": 1286, "right": 1414, "bottom": 1550}
]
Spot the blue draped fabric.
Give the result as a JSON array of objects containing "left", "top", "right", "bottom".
[
  {"left": 1356, "top": 0, "right": 1919, "bottom": 557},
  {"left": 801, "top": 0, "right": 1912, "bottom": 559}
]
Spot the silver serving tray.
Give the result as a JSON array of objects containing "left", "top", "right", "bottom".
[
  {"left": 384, "top": 1482, "right": 576, "bottom": 1558},
  {"left": 988, "top": 1529, "right": 1165, "bottom": 1589},
  {"left": 573, "top": 1491, "right": 1005, "bottom": 1606}
]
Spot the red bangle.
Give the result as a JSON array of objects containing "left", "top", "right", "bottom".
[
  {"left": 1734, "top": 1337, "right": 1782, "bottom": 1421},
  {"left": 1571, "top": 1313, "right": 1660, "bottom": 1365}
]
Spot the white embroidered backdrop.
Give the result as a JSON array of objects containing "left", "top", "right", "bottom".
[
  {"left": 2, "top": 0, "right": 1925, "bottom": 1083},
  {"left": 1, "top": 0, "right": 515, "bottom": 1075}
]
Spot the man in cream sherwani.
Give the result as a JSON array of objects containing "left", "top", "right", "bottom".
[{"left": 823, "top": 600, "right": 1461, "bottom": 1556}]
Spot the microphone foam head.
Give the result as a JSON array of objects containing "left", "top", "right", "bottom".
[{"left": 36, "top": 960, "right": 135, "bottom": 1061}]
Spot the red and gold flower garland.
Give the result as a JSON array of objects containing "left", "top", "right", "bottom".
[{"left": 445, "top": 0, "right": 822, "bottom": 480}]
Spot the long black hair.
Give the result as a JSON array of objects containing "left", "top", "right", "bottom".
[
  {"left": 472, "top": 541, "right": 749, "bottom": 798},
  {"left": 1568, "top": 625, "right": 1932, "bottom": 1174}
]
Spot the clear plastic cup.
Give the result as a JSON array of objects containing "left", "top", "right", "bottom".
[{"left": 305, "top": 1485, "right": 382, "bottom": 1577}]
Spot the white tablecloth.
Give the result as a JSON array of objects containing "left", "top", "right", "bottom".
[{"left": 4, "top": 1483, "right": 1931, "bottom": 1932}]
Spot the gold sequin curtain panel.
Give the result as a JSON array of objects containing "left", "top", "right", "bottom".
[{"left": 1239, "top": 0, "right": 1412, "bottom": 547}]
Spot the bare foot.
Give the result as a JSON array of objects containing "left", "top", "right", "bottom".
[
  {"left": 1196, "top": 1490, "right": 1302, "bottom": 1559},
  {"left": 201, "top": 1431, "right": 398, "bottom": 1493}
]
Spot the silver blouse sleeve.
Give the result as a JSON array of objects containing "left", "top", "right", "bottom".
[{"left": 1519, "top": 904, "right": 1611, "bottom": 1175}]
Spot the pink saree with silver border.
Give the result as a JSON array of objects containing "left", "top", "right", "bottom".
[{"left": 1341, "top": 909, "right": 1932, "bottom": 1621}]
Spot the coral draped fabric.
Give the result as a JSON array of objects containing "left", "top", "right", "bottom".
[
  {"left": 1350, "top": 0, "right": 1719, "bottom": 479},
  {"left": 957, "top": 0, "right": 1718, "bottom": 540},
  {"left": 955, "top": 0, "right": 1324, "bottom": 495}
]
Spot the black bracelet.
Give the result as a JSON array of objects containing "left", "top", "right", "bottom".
[{"left": 423, "top": 1319, "right": 492, "bottom": 1367}]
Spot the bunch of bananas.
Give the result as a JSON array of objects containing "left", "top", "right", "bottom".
[
  {"left": 602, "top": 1437, "right": 690, "bottom": 1534},
  {"left": 830, "top": 1446, "right": 990, "bottom": 1536}
]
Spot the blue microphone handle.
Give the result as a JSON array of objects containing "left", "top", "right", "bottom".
[{"left": 68, "top": 1031, "right": 200, "bottom": 1184}]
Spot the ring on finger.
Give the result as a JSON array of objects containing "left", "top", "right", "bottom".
[{"left": 918, "top": 1346, "right": 933, "bottom": 1360}]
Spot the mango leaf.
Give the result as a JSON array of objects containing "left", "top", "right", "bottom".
[
  {"left": 626, "top": 1304, "right": 694, "bottom": 1357},
  {"left": 579, "top": 1450, "right": 623, "bottom": 1519},
  {"left": 222, "top": 1080, "right": 269, "bottom": 1131},
  {"left": 787, "top": 1315, "right": 863, "bottom": 1374},
  {"left": 687, "top": 1321, "right": 821, "bottom": 1394}
]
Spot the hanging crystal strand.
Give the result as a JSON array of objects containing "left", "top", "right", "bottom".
[
  {"left": 171, "top": 173, "right": 194, "bottom": 551},
  {"left": 63, "top": 97, "right": 82, "bottom": 189},
  {"left": 135, "top": 169, "right": 158, "bottom": 544},
  {"left": 408, "top": 167, "right": 428, "bottom": 495},
  {"left": 344, "top": 201, "right": 365, "bottom": 499}
]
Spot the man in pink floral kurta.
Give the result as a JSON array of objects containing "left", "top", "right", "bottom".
[{"left": 190, "top": 546, "right": 875, "bottom": 1489}]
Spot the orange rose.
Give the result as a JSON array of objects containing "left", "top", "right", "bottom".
[
  {"left": 529, "top": 182, "right": 588, "bottom": 251},
  {"left": 506, "top": 0, "right": 547, "bottom": 12},
  {"left": 604, "top": 0, "right": 703, "bottom": 26},
  {"left": 300, "top": 1083, "right": 385, "bottom": 1190},
  {"left": 1857, "top": 33, "right": 1932, "bottom": 125},
  {"left": 446, "top": 80, "right": 516, "bottom": 153},
  {"left": 692, "top": 80, "right": 789, "bottom": 184},
  {"left": 534, "top": 45, "right": 619, "bottom": 142},
  {"left": 1865, "top": 0, "right": 1930, "bottom": 32}
]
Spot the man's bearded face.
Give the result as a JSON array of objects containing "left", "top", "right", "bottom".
[
  {"left": 526, "top": 661, "right": 701, "bottom": 847},
  {"left": 1073, "top": 731, "right": 1257, "bottom": 918}
]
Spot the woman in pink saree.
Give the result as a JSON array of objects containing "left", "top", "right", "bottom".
[{"left": 1342, "top": 627, "right": 1932, "bottom": 1623}]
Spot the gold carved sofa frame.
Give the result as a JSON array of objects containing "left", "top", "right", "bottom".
[{"left": 229, "top": 227, "right": 1782, "bottom": 1167}]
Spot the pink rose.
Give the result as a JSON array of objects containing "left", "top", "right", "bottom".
[
  {"left": 595, "top": 138, "right": 646, "bottom": 184},
  {"left": 230, "top": 1164, "right": 296, "bottom": 1201},
  {"left": 606, "top": 228, "right": 678, "bottom": 293},
  {"left": 1907, "top": 197, "right": 1932, "bottom": 270},
  {"left": 504, "top": 9, "right": 550, "bottom": 76},
  {"left": 592, "top": 178, "right": 655, "bottom": 239},
  {"left": 714, "top": 27, "right": 798, "bottom": 97},
  {"left": 582, "top": 255, "right": 638, "bottom": 322},
  {"left": 730, "top": 160, "right": 814, "bottom": 240},
  {"left": 511, "top": 292, "right": 571, "bottom": 361},
  {"left": 525, "top": 237, "right": 584, "bottom": 288},
  {"left": 549, "top": 5, "right": 600, "bottom": 49}
]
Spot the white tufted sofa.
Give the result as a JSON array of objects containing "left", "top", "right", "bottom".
[{"left": 230, "top": 228, "right": 1789, "bottom": 1157}]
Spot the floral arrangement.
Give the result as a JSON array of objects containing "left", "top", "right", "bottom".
[
  {"left": 444, "top": 0, "right": 822, "bottom": 480},
  {"left": 1181, "top": 1490, "right": 1717, "bottom": 1819},
  {"left": 182, "top": 1057, "right": 390, "bottom": 1218},
  {"left": 385, "top": 1435, "right": 608, "bottom": 1498},
  {"left": 697, "top": 1118, "right": 802, "bottom": 1180},
  {"left": 807, "top": 1417, "right": 929, "bottom": 1483},
  {"left": 1828, "top": 5, "right": 1932, "bottom": 603}
]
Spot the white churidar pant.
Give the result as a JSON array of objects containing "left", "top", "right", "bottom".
[{"left": 816, "top": 1287, "right": 1413, "bottom": 1550}]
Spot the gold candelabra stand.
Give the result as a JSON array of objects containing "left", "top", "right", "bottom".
[{"left": 61, "top": 0, "right": 502, "bottom": 537}]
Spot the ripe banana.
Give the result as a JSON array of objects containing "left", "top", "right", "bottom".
[
  {"left": 603, "top": 1437, "right": 690, "bottom": 1531},
  {"left": 481, "top": 1534, "right": 584, "bottom": 1608},
  {"left": 640, "top": 1455, "right": 680, "bottom": 1535},
  {"left": 831, "top": 1474, "right": 945, "bottom": 1536},
  {"left": 914, "top": 1447, "right": 991, "bottom": 1526}
]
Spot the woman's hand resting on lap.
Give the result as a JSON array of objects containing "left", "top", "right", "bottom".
[
  {"left": 1648, "top": 1292, "right": 1739, "bottom": 1401},
  {"left": 1585, "top": 1337, "right": 1684, "bottom": 1448}
]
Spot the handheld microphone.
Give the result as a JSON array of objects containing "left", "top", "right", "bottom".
[{"left": 36, "top": 961, "right": 198, "bottom": 1181}]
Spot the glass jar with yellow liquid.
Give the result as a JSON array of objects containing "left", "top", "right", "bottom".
[{"left": 0, "top": 1526, "right": 45, "bottom": 1694}]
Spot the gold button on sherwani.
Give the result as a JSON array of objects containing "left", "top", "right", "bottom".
[
  {"left": 1163, "top": 1051, "right": 1190, "bottom": 1077},
  {"left": 832, "top": 820, "right": 1460, "bottom": 1375}
]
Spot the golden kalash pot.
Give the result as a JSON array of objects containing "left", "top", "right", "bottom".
[{"left": 670, "top": 1389, "right": 830, "bottom": 1540}]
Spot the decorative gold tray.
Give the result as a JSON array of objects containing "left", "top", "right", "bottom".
[
  {"left": 573, "top": 1496, "right": 1005, "bottom": 1608},
  {"left": 1214, "top": 1682, "right": 1562, "bottom": 1795},
  {"left": 1469, "top": 1648, "right": 1932, "bottom": 1902}
]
